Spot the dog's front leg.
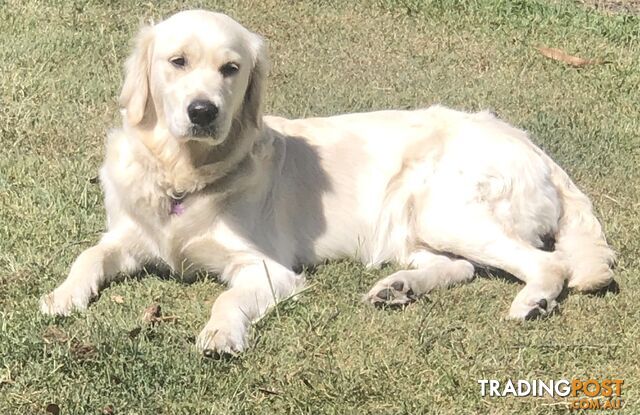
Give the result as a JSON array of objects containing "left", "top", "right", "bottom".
[
  {"left": 197, "top": 258, "right": 304, "bottom": 356},
  {"left": 40, "top": 227, "right": 146, "bottom": 316}
]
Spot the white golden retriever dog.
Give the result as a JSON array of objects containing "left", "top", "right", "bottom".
[{"left": 41, "top": 10, "right": 615, "bottom": 355}]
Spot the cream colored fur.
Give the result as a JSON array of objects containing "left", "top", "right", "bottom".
[{"left": 40, "top": 10, "right": 615, "bottom": 354}]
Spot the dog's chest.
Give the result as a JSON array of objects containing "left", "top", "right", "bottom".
[
  {"left": 101, "top": 137, "right": 209, "bottom": 264},
  {"left": 101, "top": 129, "right": 264, "bottom": 274},
  {"left": 106, "top": 177, "right": 231, "bottom": 271}
]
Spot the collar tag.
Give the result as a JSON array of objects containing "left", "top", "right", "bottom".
[
  {"left": 170, "top": 198, "right": 185, "bottom": 215},
  {"left": 169, "top": 190, "right": 187, "bottom": 216}
]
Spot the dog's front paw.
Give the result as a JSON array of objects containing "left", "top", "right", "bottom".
[
  {"left": 196, "top": 318, "right": 247, "bottom": 357},
  {"left": 39, "top": 286, "right": 92, "bottom": 316}
]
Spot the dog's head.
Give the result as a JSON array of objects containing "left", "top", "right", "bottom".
[{"left": 119, "top": 10, "right": 268, "bottom": 145}]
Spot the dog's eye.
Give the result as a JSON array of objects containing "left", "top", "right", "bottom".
[
  {"left": 170, "top": 56, "right": 186, "bottom": 68},
  {"left": 220, "top": 62, "right": 240, "bottom": 77}
]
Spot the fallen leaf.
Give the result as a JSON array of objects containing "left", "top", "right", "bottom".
[
  {"left": 142, "top": 304, "right": 162, "bottom": 324},
  {"left": 156, "top": 315, "right": 179, "bottom": 323},
  {"left": 258, "top": 387, "right": 282, "bottom": 396},
  {"left": 45, "top": 403, "right": 60, "bottom": 415},
  {"left": 536, "top": 46, "right": 604, "bottom": 67},
  {"left": 101, "top": 404, "right": 115, "bottom": 414},
  {"left": 141, "top": 304, "right": 179, "bottom": 325},
  {"left": 301, "top": 377, "right": 314, "bottom": 390},
  {"left": 110, "top": 295, "right": 125, "bottom": 304},
  {"left": 43, "top": 326, "right": 69, "bottom": 344},
  {"left": 70, "top": 341, "right": 98, "bottom": 360},
  {"left": 1, "top": 367, "right": 16, "bottom": 389}
]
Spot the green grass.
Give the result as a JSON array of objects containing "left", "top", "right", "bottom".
[{"left": 1, "top": 0, "right": 639, "bottom": 413}]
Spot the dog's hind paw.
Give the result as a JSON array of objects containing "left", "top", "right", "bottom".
[
  {"left": 508, "top": 296, "right": 558, "bottom": 320},
  {"left": 366, "top": 278, "right": 418, "bottom": 307}
]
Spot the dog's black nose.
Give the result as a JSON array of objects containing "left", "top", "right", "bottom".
[{"left": 187, "top": 100, "right": 218, "bottom": 126}]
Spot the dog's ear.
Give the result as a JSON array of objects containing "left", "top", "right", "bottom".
[
  {"left": 119, "top": 26, "right": 154, "bottom": 126},
  {"left": 242, "top": 33, "right": 269, "bottom": 129}
]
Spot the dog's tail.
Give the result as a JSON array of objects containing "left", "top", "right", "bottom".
[{"left": 545, "top": 156, "right": 615, "bottom": 291}]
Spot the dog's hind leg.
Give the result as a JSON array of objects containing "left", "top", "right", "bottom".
[
  {"left": 422, "top": 214, "right": 569, "bottom": 319},
  {"left": 366, "top": 250, "right": 475, "bottom": 307},
  {"left": 462, "top": 237, "right": 568, "bottom": 320}
]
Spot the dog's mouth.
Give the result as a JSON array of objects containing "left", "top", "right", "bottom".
[{"left": 188, "top": 124, "right": 217, "bottom": 139}]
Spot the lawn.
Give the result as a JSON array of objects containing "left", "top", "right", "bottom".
[{"left": 1, "top": 0, "right": 639, "bottom": 413}]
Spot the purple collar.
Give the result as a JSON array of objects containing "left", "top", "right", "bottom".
[{"left": 169, "top": 191, "right": 186, "bottom": 216}]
